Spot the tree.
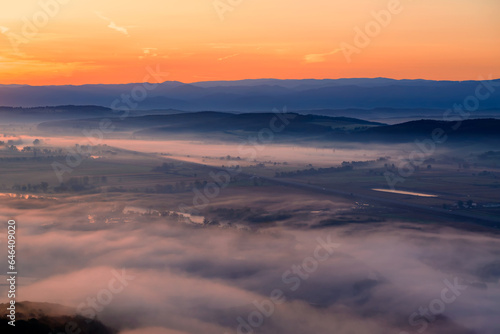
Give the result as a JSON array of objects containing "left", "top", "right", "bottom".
[
  {"left": 7, "top": 145, "right": 19, "bottom": 152},
  {"left": 40, "top": 182, "right": 49, "bottom": 192},
  {"left": 33, "top": 139, "right": 41, "bottom": 145}
]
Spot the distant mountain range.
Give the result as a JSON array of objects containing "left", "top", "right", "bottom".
[{"left": 2, "top": 78, "right": 500, "bottom": 112}]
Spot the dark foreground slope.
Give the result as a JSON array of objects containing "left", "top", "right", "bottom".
[{"left": 0, "top": 302, "right": 116, "bottom": 334}]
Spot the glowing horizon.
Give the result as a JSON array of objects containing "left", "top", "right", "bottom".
[{"left": 0, "top": 0, "right": 499, "bottom": 85}]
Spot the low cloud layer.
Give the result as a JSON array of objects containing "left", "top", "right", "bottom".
[{"left": 1, "top": 196, "right": 499, "bottom": 334}]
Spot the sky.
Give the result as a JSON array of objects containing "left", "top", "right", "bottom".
[{"left": 0, "top": 0, "right": 499, "bottom": 85}]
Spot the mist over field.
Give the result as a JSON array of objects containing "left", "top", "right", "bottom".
[
  {"left": 1, "top": 194, "right": 500, "bottom": 334},
  {"left": 1, "top": 99, "right": 500, "bottom": 334},
  {"left": 2, "top": 116, "right": 500, "bottom": 333}
]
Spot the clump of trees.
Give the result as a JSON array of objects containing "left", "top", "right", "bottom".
[
  {"left": 11, "top": 182, "right": 49, "bottom": 192},
  {"left": 275, "top": 165, "right": 353, "bottom": 178},
  {"left": 152, "top": 162, "right": 177, "bottom": 172}
]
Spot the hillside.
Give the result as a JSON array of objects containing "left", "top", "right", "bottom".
[
  {"left": 37, "top": 112, "right": 384, "bottom": 141},
  {"left": 0, "top": 105, "right": 115, "bottom": 123},
  {"left": 357, "top": 118, "right": 500, "bottom": 142},
  {"left": 36, "top": 111, "right": 500, "bottom": 144}
]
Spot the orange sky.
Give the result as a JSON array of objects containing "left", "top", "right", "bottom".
[{"left": 0, "top": 0, "right": 499, "bottom": 85}]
